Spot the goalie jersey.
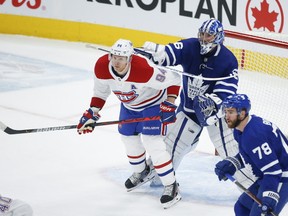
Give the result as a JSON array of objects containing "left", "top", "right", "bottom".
[
  {"left": 234, "top": 115, "right": 288, "bottom": 192},
  {"left": 90, "top": 54, "right": 181, "bottom": 111},
  {"left": 163, "top": 38, "right": 238, "bottom": 120}
]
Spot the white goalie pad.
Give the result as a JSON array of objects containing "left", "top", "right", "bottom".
[
  {"left": 206, "top": 117, "right": 239, "bottom": 157},
  {"left": 164, "top": 111, "right": 202, "bottom": 170},
  {"left": 207, "top": 117, "right": 257, "bottom": 188}
]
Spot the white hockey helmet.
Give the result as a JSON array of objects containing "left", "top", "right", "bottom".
[
  {"left": 198, "top": 18, "right": 225, "bottom": 55},
  {"left": 110, "top": 39, "right": 133, "bottom": 61}
]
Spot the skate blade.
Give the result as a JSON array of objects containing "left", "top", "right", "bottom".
[
  {"left": 126, "top": 174, "right": 155, "bottom": 192},
  {"left": 162, "top": 193, "right": 182, "bottom": 209}
]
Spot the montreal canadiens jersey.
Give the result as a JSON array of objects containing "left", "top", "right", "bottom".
[
  {"left": 90, "top": 54, "right": 181, "bottom": 111},
  {"left": 163, "top": 38, "right": 238, "bottom": 113},
  {"left": 234, "top": 115, "right": 288, "bottom": 193}
]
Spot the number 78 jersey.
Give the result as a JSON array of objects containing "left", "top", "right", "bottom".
[{"left": 234, "top": 115, "right": 288, "bottom": 191}]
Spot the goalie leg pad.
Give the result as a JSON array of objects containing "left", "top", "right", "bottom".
[
  {"left": 164, "top": 111, "right": 202, "bottom": 170},
  {"left": 207, "top": 118, "right": 257, "bottom": 188},
  {"left": 121, "top": 134, "right": 146, "bottom": 173},
  {"left": 207, "top": 117, "right": 239, "bottom": 157}
]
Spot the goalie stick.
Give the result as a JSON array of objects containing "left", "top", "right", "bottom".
[
  {"left": 226, "top": 174, "right": 278, "bottom": 216},
  {"left": 0, "top": 116, "right": 160, "bottom": 135},
  {"left": 85, "top": 44, "right": 238, "bottom": 81}
]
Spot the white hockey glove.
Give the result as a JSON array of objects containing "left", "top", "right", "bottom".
[
  {"left": 142, "top": 41, "right": 166, "bottom": 65},
  {"left": 193, "top": 93, "right": 224, "bottom": 126},
  {"left": 77, "top": 107, "right": 101, "bottom": 134}
]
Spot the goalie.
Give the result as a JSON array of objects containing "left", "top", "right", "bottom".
[{"left": 141, "top": 18, "right": 257, "bottom": 188}]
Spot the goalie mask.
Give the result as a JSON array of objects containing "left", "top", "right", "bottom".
[
  {"left": 198, "top": 18, "right": 225, "bottom": 55},
  {"left": 110, "top": 39, "right": 134, "bottom": 62},
  {"left": 223, "top": 94, "right": 251, "bottom": 115}
]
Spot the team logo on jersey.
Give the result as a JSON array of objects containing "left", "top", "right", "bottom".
[
  {"left": 187, "top": 77, "right": 209, "bottom": 100},
  {"left": 245, "top": 0, "right": 284, "bottom": 33},
  {"left": 113, "top": 90, "right": 139, "bottom": 103}
]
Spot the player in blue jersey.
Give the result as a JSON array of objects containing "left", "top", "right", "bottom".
[
  {"left": 215, "top": 94, "right": 288, "bottom": 216},
  {"left": 142, "top": 18, "right": 256, "bottom": 187}
]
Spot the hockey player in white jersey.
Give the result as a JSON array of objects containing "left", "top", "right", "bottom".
[
  {"left": 141, "top": 18, "right": 256, "bottom": 188},
  {"left": 77, "top": 39, "right": 182, "bottom": 208},
  {"left": 0, "top": 195, "right": 33, "bottom": 216}
]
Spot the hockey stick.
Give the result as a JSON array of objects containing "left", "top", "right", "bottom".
[
  {"left": 0, "top": 116, "right": 160, "bottom": 135},
  {"left": 225, "top": 174, "right": 278, "bottom": 216},
  {"left": 85, "top": 44, "right": 237, "bottom": 81}
]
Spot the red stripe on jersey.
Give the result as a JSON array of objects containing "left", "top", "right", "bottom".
[
  {"left": 167, "top": 85, "right": 181, "bottom": 96},
  {"left": 129, "top": 90, "right": 163, "bottom": 107},
  {"left": 127, "top": 151, "right": 146, "bottom": 159},
  {"left": 154, "top": 160, "right": 172, "bottom": 169},
  {"left": 161, "top": 124, "right": 166, "bottom": 136},
  {"left": 90, "top": 97, "right": 106, "bottom": 109}
]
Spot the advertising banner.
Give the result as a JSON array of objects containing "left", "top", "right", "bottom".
[{"left": 0, "top": 0, "right": 287, "bottom": 38}]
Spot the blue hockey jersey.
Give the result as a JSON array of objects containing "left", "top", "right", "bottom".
[
  {"left": 234, "top": 115, "right": 288, "bottom": 194},
  {"left": 163, "top": 38, "right": 238, "bottom": 120}
]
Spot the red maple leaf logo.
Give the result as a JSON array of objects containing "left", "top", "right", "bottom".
[{"left": 251, "top": 0, "right": 278, "bottom": 32}]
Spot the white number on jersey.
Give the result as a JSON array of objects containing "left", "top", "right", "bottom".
[
  {"left": 174, "top": 42, "right": 183, "bottom": 49},
  {"left": 252, "top": 143, "right": 272, "bottom": 159}
]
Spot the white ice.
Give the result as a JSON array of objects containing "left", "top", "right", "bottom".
[{"left": 0, "top": 34, "right": 287, "bottom": 216}]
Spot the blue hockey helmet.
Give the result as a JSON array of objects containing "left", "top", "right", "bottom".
[
  {"left": 198, "top": 18, "right": 225, "bottom": 55},
  {"left": 223, "top": 94, "right": 251, "bottom": 115}
]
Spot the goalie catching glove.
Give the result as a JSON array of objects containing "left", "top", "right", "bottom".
[
  {"left": 193, "top": 93, "right": 224, "bottom": 126},
  {"left": 77, "top": 107, "right": 101, "bottom": 134},
  {"left": 160, "top": 100, "right": 177, "bottom": 125},
  {"left": 141, "top": 41, "right": 166, "bottom": 65}
]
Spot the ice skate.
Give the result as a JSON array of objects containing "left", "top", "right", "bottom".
[
  {"left": 125, "top": 164, "right": 155, "bottom": 192},
  {"left": 160, "top": 181, "right": 181, "bottom": 209}
]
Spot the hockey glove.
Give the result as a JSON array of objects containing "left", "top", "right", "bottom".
[
  {"left": 77, "top": 107, "right": 101, "bottom": 134},
  {"left": 142, "top": 41, "right": 166, "bottom": 65},
  {"left": 193, "top": 93, "right": 224, "bottom": 126},
  {"left": 160, "top": 100, "right": 177, "bottom": 125},
  {"left": 259, "top": 191, "right": 279, "bottom": 216},
  {"left": 214, "top": 156, "right": 242, "bottom": 181}
]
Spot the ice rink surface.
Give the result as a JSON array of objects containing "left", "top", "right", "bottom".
[{"left": 0, "top": 34, "right": 287, "bottom": 216}]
